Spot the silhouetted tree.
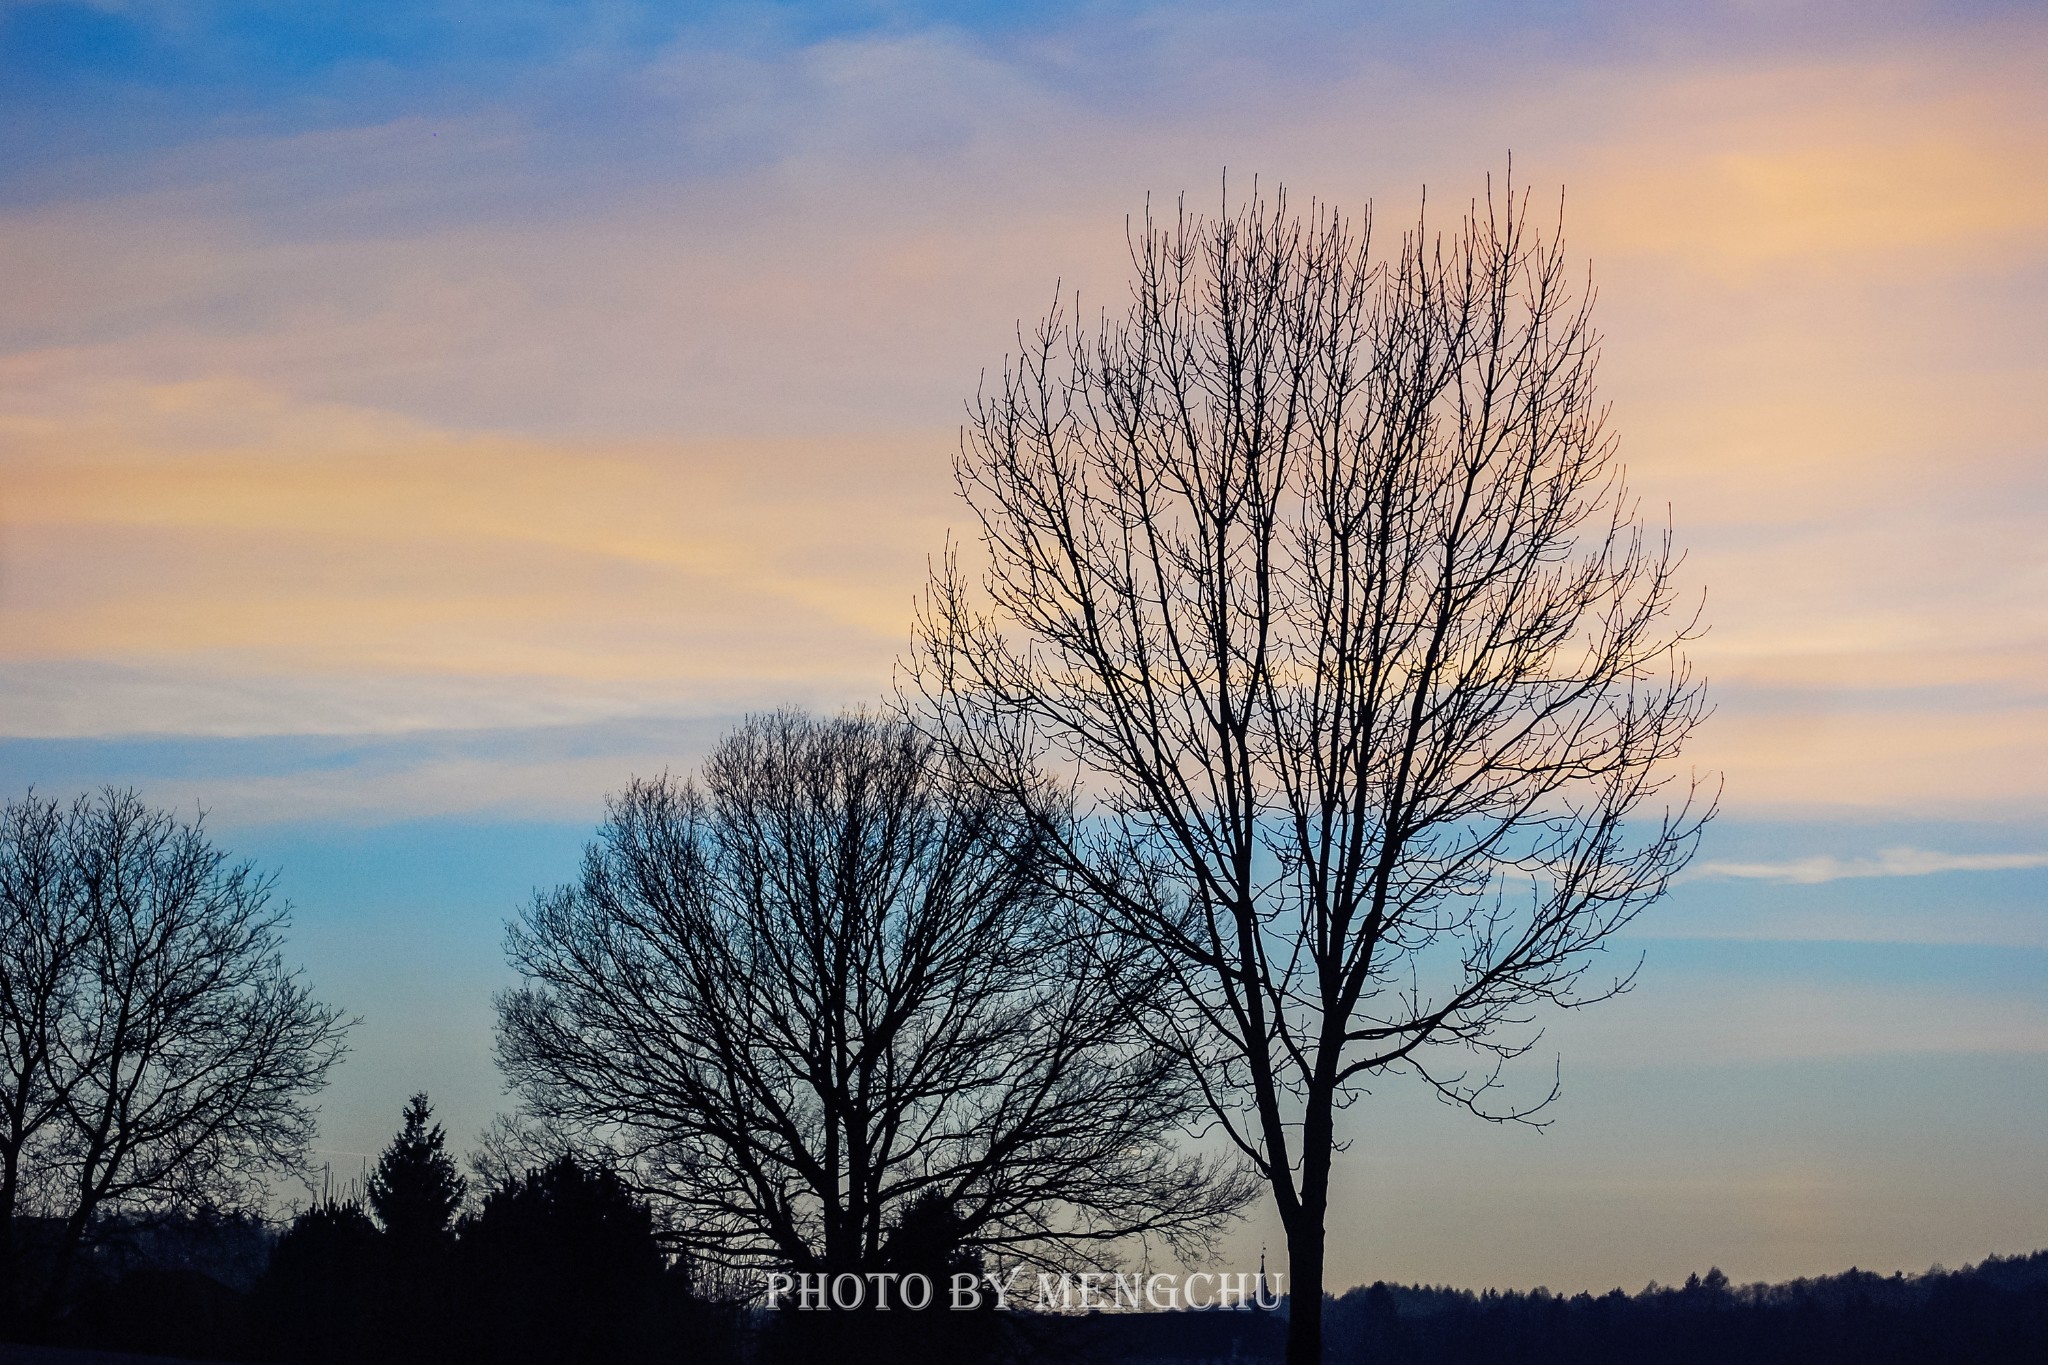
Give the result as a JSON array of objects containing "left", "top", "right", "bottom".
[
  {"left": 467, "top": 1111, "right": 577, "bottom": 1194},
  {"left": 879, "top": 1191, "right": 982, "bottom": 1283},
  {"left": 257, "top": 1199, "right": 382, "bottom": 1364},
  {"left": 0, "top": 793, "right": 87, "bottom": 1333},
  {"left": 759, "top": 1193, "right": 1002, "bottom": 1365},
  {"left": 368, "top": 1092, "right": 465, "bottom": 1251},
  {"left": 495, "top": 711, "right": 1251, "bottom": 1283},
  {"left": 362, "top": 1092, "right": 465, "bottom": 1362},
  {"left": 909, "top": 177, "right": 1713, "bottom": 1363},
  {"left": 0, "top": 788, "right": 351, "bottom": 1332},
  {"left": 457, "top": 1154, "right": 727, "bottom": 1365}
]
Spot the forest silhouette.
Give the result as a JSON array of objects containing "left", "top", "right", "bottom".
[{"left": 5, "top": 1131, "right": 2044, "bottom": 1365}]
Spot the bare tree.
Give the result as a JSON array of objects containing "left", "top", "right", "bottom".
[
  {"left": 908, "top": 179, "right": 1713, "bottom": 1363},
  {"left": 0, "top": 794, "right": 87, "bottom": 1330},
  {"left": 0, "top": 789, "right": 352, "bottom": 1327},
  {"left": 494, "top": 710, "right": 1251, "bottom": 1280}
]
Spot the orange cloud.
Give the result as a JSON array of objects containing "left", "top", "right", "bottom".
[
  {"left": 0, "top": 369, "right": 953, "bottom": 714},
  {"left": 1567, "top": 35, "right": 2048, "bottom": 272}
]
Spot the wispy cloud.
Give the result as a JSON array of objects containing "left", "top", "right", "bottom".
[
  {"left": 1686, "top": 848, "right": 2048, "bottom": 885},
  {"left": 0, "top": 372, "right": 953, "bottom": 737},
  {"left": 3, "top": 3, "right": 2047, "bottom": 824}
]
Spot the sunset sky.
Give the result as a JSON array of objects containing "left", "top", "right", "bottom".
[{"left": 3, "top": 0, "right": 2045, "bottom": 1294}]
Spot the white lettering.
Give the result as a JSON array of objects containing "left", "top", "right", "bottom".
[
  {"left": 777, "top": 1263, "right": 1279, "bottom": 1313},
  {"left": 984, "top": 1268, "right": 1026, "bottom": 1311}
]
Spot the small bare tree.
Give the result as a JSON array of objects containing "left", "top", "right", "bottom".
[
  {"left": 909, "top": 179, "right": 1713, "bottom": 1363},
  {"left": 0, "top": 794, "right": 87, "bottom": 1330},
  {"left": 0, "top": 789, "right": 352, "bottom": 1328},
  {"left": 495, "top": 710, "right": 1251, "bottom": 1279}
]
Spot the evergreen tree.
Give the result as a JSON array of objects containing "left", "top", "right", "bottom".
[
  {"left": 366, "top": 1093, "right": 465, "bottom": 1249},
  {"left": 457, "top": 1154, "right": 713, "bottom": 1365},
  {"left": 256, "top": 1200, "right": 383, "bottom": 1364}
]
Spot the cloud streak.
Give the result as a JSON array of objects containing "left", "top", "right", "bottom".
[
  {"left": 1687, "top": 848, "right": 2048, "bottom": 885},
  {"left": 0, "top": 369, "right": 955, "bottom": 735}
]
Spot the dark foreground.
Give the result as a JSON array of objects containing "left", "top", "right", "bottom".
[{"left": 4, "top": 1221, "right": 2044, "bottom": 1365}]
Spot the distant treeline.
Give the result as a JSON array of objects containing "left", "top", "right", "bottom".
[
  {"left": 1055, "top": 1253, "right": 2048, "bottom": 1364},
  {"left": 1307, "top": 1254, "right": 2048, "bottom": 1365}
]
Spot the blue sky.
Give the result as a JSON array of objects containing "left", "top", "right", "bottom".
[{"left": 2, "top": 0, "right": 2045, "bottom": 1292}]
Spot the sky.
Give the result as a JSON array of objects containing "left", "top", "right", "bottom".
[{"left": 3, "top": 0, "right": 2046, "bottom": 1295}]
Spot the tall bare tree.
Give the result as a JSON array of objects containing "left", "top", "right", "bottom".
[
  {"left": 908, "top": 179, "right": 1713, "bottom": 1363},
  {"left": 495, "top": 710, "right": 1251, "bottom": 1280},
  {"left": 0, "top": 789, "right": 351, "bottom": 1328}
]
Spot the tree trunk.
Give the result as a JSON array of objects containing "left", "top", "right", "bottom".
[
  {"left": 0, "top": 1197, "right": 16, "bottom": 1337},
  {"left": 0, "top": 1111, "right": 26, "bottom": 1335},
  {"left": 1285, "top": 1081, "right": 1337, "bottom": 1364},
  {"left": 1285, "top": 1217, "right": 1327, "bottom": 1365},
  {"left": 36, "top": 1199, "right": 95, "bottom": 1334}
]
